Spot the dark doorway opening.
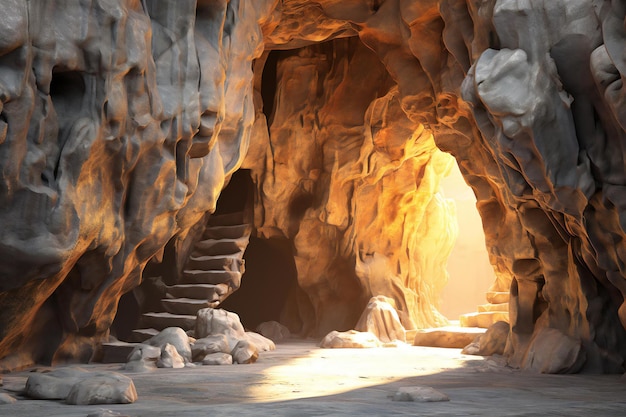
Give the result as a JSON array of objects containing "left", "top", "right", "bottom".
[
  {"left": 221, "top": 236, "right": 297, "bottom": 330},
  {"left": 213, "top": 169, "right": 298, "bottom": 331}
]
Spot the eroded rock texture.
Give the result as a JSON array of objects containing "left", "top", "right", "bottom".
[
  {"left": 2, "top": 0, "right": 626, "bottom": 375},
  {"left": 245, "top": 37, "right": 456, "bottom": 335},
  {"left": 0, "top": 0, "right": 277, "bottom": 369}
]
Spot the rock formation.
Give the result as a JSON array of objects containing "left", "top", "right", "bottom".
[
  {"left": 1, "top": 0, "right": 626, "bottom": 375},
  {"left": 0, "top": 0, "right": 277, "bottom": 370}
]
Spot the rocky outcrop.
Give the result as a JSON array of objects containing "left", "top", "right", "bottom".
[
  {"left": 2, "top": 0, "right": 626, "bottom": 375},
  {"left": 260, "top": 0, "right": 626, "bottom": 373},
  {"left": 0, "top": 1, "right": 277, "bottom": 370},
  {"left": 246, "top": 38, "right": 457, "bottom": 335}
]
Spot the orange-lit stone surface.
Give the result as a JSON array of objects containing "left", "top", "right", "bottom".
[{"left": 1, "top": 0, "right": 626, "bottom": 376}]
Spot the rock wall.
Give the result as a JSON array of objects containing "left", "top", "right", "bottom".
[
  {"left": 245, "top": 38, "right": 456, "bottom": 336},
  {"left": 2, "top": 0, "right": 626, "bottom": 374},
  {"left": 0, "top": 0, "right": 277, "bottom": 370}
]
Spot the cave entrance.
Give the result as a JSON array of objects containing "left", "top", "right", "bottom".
[
  {"left": 439, "top": 160, "right": 497, "bottom": 323},
  {"left": 216, "top": 169, "right": 297, "bottom": 331}
]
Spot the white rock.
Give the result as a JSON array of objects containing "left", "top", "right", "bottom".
[
  {"left": 245, "top": 331, "right": 276, "bottom": 352},
  {"left": 355, "top": 296, "right": 406, "bottom": 343},
  {"left": 320, "top": 330, "right": 381, "bottom": 348},
  {"left": 391, "top": 386, "right": 449, "bottom": 402},
  {"left": 0, "top": 393, "right": 16, "bottom": 404},
  {"left": 157, "top": 343, "right": 186, "bottom": 369},
  {"left": 127, "top": 344, "right": 161, "bottom": 362},
  {"left": 191, "top": 334, "right": 230, "bottom": 361},
  {"left": 25, "top": 367, "right": 137, "bottom": 405},
  {"left": 202, "top": 352, "right": 233, "bottom": 365},
  {"left": 231, "top": 340, "right": 259, "bottom": 364},
  {"left": 145, "top": 327, "right": 191, "bottom": 363},
  {"left": 65, "top": 373, "right": 137, "bottom": 405},
  {"left": 195, "top": 308, "right": 247, "bottom": 351}
]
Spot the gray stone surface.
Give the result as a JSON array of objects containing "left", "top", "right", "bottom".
[
  {"left": 390, "top": 386, "right": 450, "bottom": 402},
  {"left": 2, "top": 342, "right": 626, "bottom": 416},
  {"left": 86, "top": 410, "right": 130, "bottom": 417}
]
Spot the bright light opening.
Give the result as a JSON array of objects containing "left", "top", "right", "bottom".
[{"left": 439, "top": 160, "right": 496, "bottom": 321}]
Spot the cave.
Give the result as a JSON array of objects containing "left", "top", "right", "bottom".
[{"left": 2, "top": 0, "right": 626, "bottom": 415}]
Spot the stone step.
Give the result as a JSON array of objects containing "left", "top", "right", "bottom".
[
  {"left": 459, "top": 311, "right": 509, "bottom": 329},
  {"left": 161, "top": 298, "right": 214, "bottom": 315},
  {"left": 128, "top": 328, "right": 159, "bottom": 343},
  {"left": 203, "top": 224, "right": 251, "bottom": 240},
  {"left": 477, "top": 303, "right": 509, "bottom": 313},
  {"left": 182, "top": 270, "right": 241, "bottom": 288},
  {"left": 413, "top": 326, "right": 486, "bottom": 349},
  {"left": 166, "top": 283, "right": 229, "bottom": 300},
  {"left": 186, "top": 254, "right": 244, "bottom": 272},
  {"left": 193, "top": 236, "right": 249, "bottom": 256},
  {"left": 486, "top": 291, "right": 510, "bottom": 304},
  {"left": 99, "top": 341, "right": 140, "bottom": 363},
  {"left": 208, "top": 212, "right": 245, "bottom": 227},
  {"left": 138, "top": 312, "right": 196, "bottom": 331}
]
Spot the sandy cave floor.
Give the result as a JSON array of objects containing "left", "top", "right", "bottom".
[{"left": 1, "top": 340, "right": 626, "bottom": 416}]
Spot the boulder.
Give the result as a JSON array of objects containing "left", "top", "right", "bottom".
[
  {"left": 245, "top": 332, "right": 276, "bottom": 352},
  {"left": 320, "top": 330, "right": 381, "bottom": 348},
  {"left": 144, "top": 327, "right": 192, "bottom": 363},
  {"left": 156, "top": 343, "right": 186, "bottom": 369},
  {"left": 256, "top": 321, "right": 291, "bottom": 342},
  {"left": 462, "top": 321, "right": 509, "bottom": 356},
  {"left": 231, "top": 340, "right": 259, "bottom": 364},
  {"left": 65, "top": 373, "right": 137, "bottom": 405},
  {"left": 195, "top": 308, "right": 247, "bottom": 351},
  {"left": 202, "top": 352, "right": 233, "bottom": 365},
  {"left": 355, "top": 296, "right": 406, "bottom": 343},
  {"left": 25, "top": 367, "right": 137, "bottom": 405},
  {"left": 521, "top": 328, "right": 586, "bottom": 373},
  {"left": 191, "top": 335, "right": 230, "bottom": 361},
  {"left": 25, "top": 367, "right": 91, "bottom": 400},
  {"left": 127, "top": 344, "right": 161, "bottom": 362}
]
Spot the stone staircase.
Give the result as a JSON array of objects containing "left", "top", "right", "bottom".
[
  {"left": 131, "top": 212, "right": 251, "bottom": 341},
  {"left": 459, "top": 290, "right": 510, "bottom": 328}
]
